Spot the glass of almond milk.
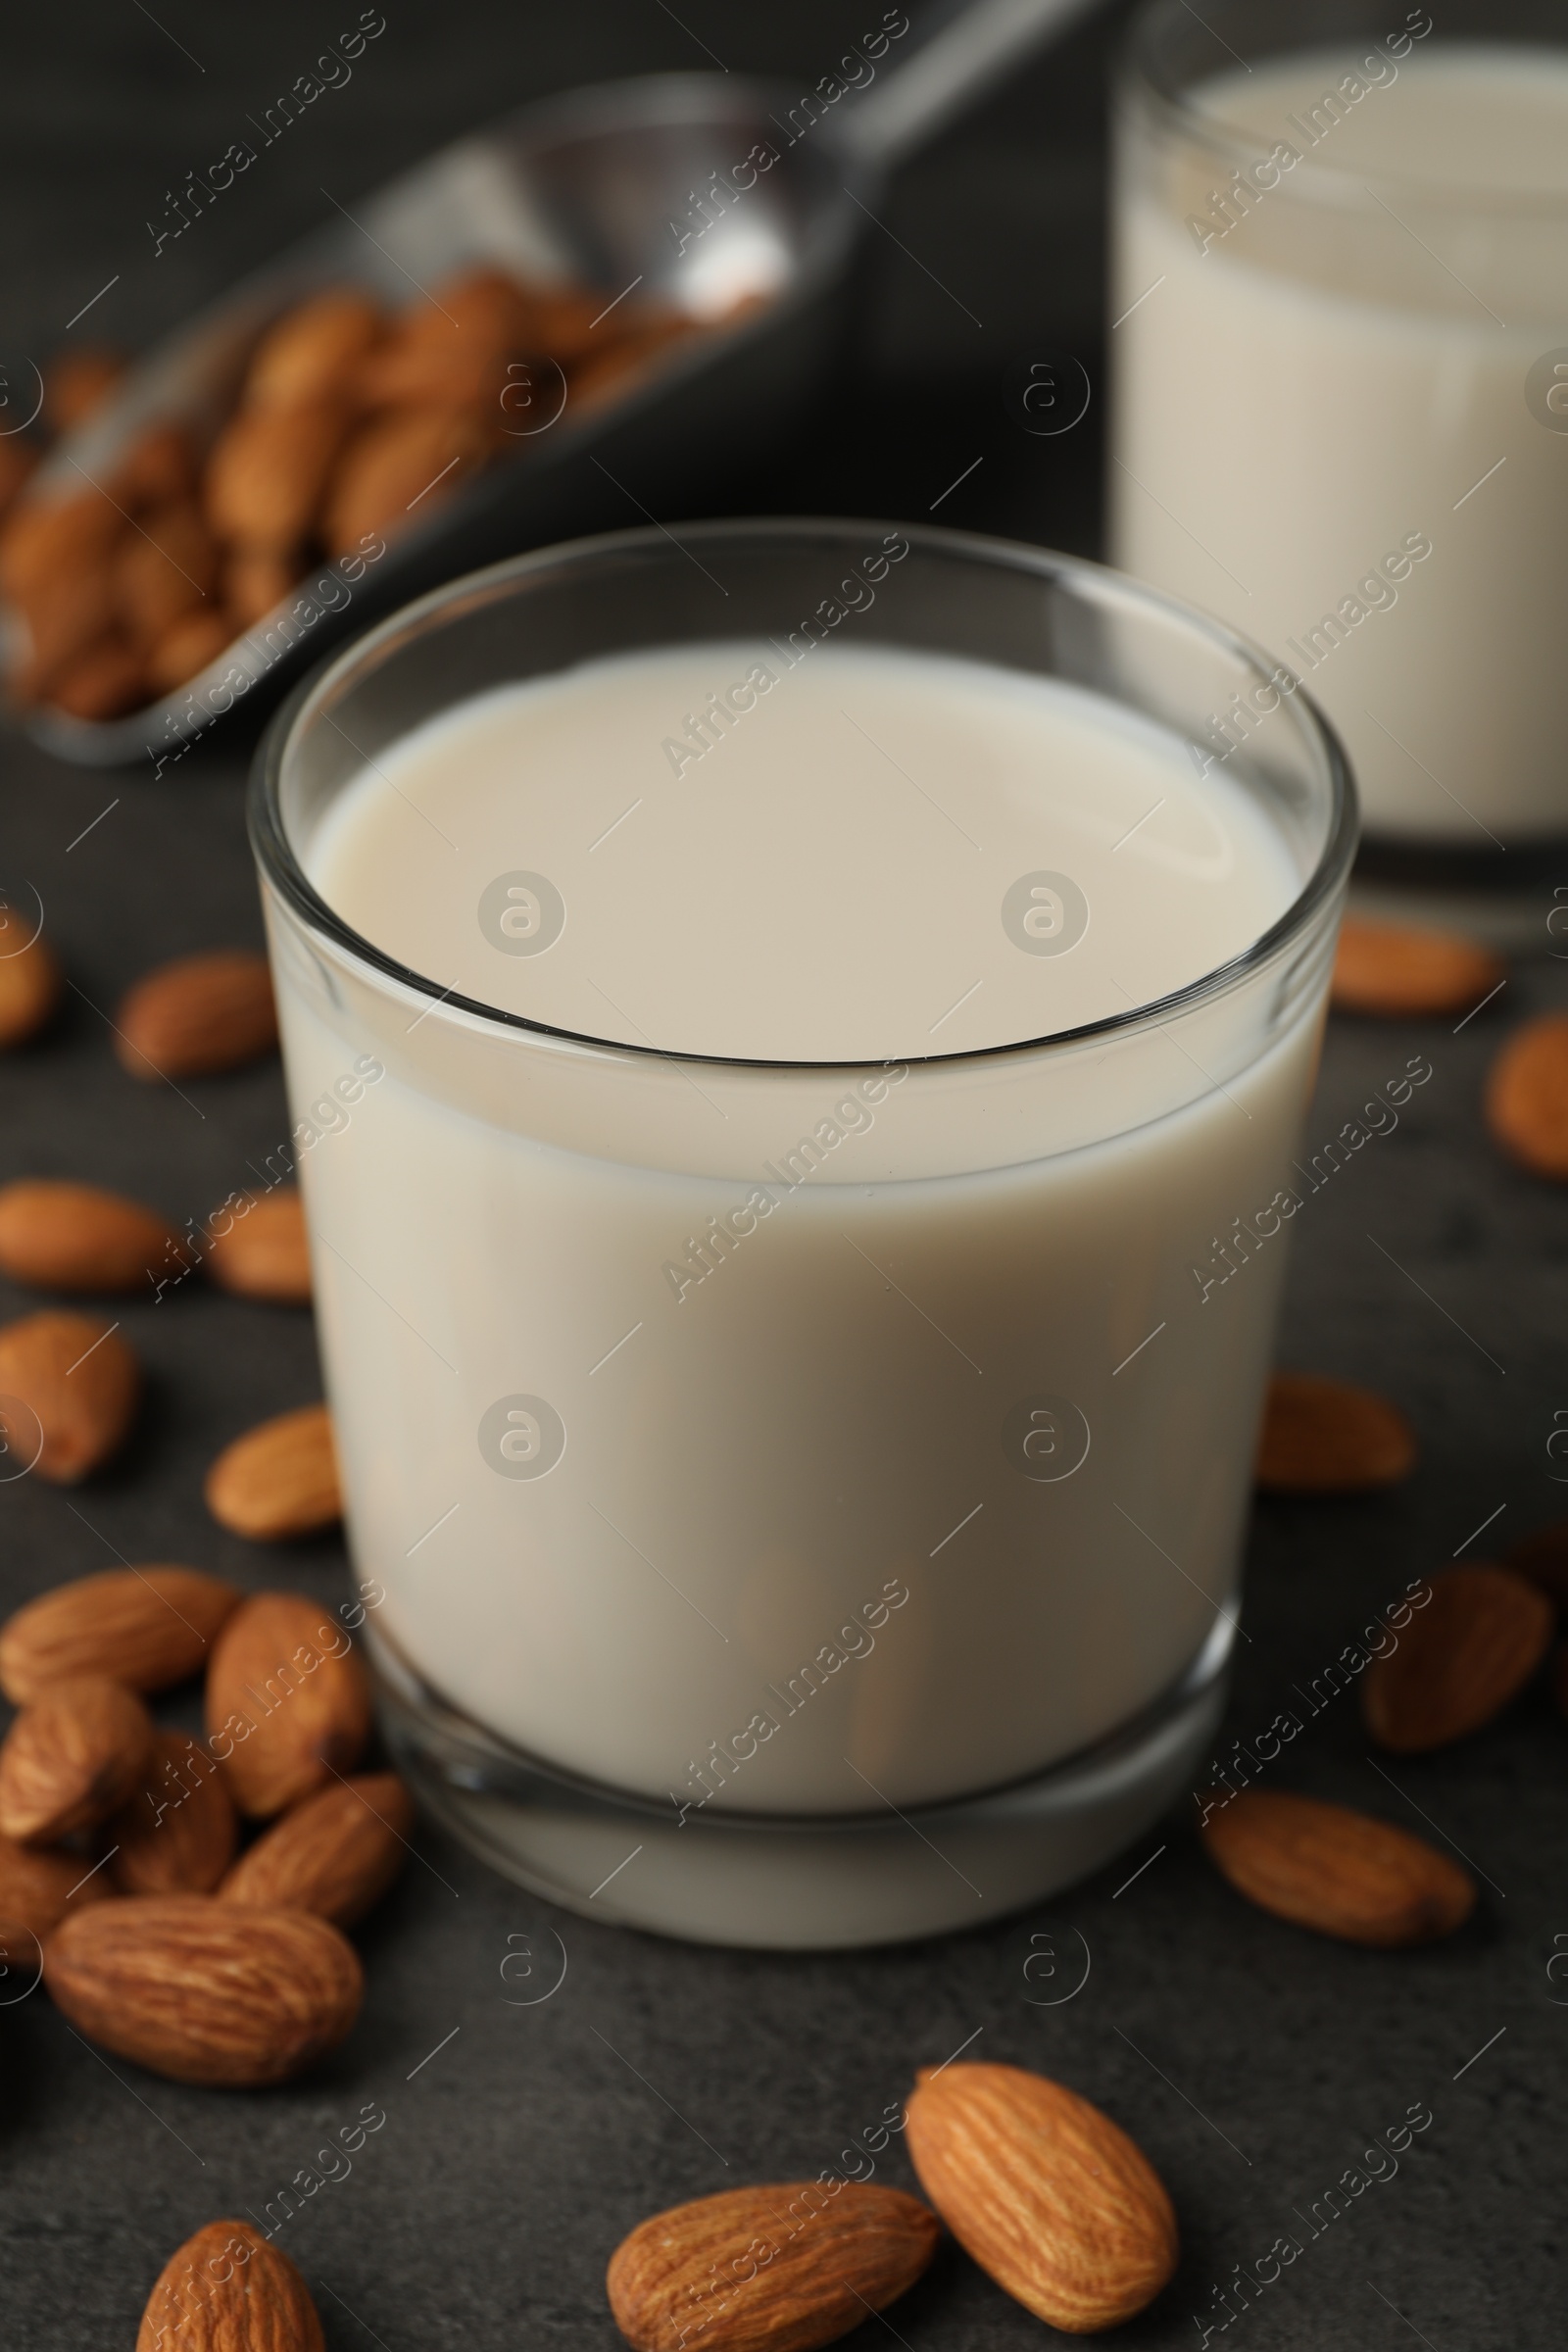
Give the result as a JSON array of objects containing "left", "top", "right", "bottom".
[
  {"left": 1112, "top": 1, "right": 1568, "bottom": 937},
  {"left": 251, "top": 519, "right": 1353, "bottom": 1948}
]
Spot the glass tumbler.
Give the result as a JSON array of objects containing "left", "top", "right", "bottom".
[
  {"left": 250, "top": 518, "right": 1353, "bottom": 1948},
  {"left": 1112, "top": 0, "right": 1568, "bottom": 936}
]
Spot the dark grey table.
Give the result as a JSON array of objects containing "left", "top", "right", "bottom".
[{"left": 2, "top": 4, "right": 1563, "bottom": 2344}]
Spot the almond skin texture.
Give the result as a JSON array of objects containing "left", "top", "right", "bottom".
[
  {"left": 0, "top": 1563, "right": 240, "bottom": 1703},
  {"left": 0, "top": 1828, "right": 112, "bottom": 1942},
  {"left": 116, "top": 949, "right": 277, "bottom": 1080},
  {"left": 1362, "top": 1563, "right": 1551, "bottom": 1751},
  {"left": 0, "top": 923, "right": 62, "bottom": 1048},
  {"left": 138, "top": 2219, "right": 324, "bottom": 2352},
  {"left": 1255, "top": 1372, "right": 1415, "bottom": 1494},
  {"left": 206, "top": 1403, "right": 341, "bottom": 1541},
  {"left": 608, "top": 2182, "right": 940, "bottom": 2352},
  {"left": 221, "top": 1772, "right": 413, "bottom": 1926},
  {"left": 205, "top": 1189, "right": 312, "bottom": 1303},
  {"left": 45, "top": 1894, "right": 363, "bottom": 2086},
  {"left": 0, "top": 1672, "right": 153, "bottom": 1843},
  {"left": 905, "top": 2061, "right": 1175, "bottom": 2335},
  {"left": 107, "top": 1729, "right": 239, "bottom": 1895},
  {"left": 1331, "top": 916, "right": 1503, "bottom": 1018},
  {"left": 206, "top": 1592, "right": 371, "bottom": 1817},
  {"left": 0, "top": 1308, "right": 140, "bottom": 1482},
  {"left": 0, "top": 1178, "right": 184, "bottom": 1295},
  {"left": 1201, "top": 1788, "right": 1475, "bottom": 1946},
  {"left": 1487, "top": 1014, "right": 1568, "bottom": 1178}
]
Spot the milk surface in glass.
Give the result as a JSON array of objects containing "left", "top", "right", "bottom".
[
  {"left": 285, "top": 638, "right": 1311, "bottom": 1817},
  {"left": 1113, "top": 41, "right": 1568, "bottom": 842}
]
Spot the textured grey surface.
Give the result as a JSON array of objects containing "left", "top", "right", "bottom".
[{"left": 2, "top": 3, "right": 1565, "bottom": 2346}]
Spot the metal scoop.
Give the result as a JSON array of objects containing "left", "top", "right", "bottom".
[{"left": 15, "top": 0, "right": 1094, "bottom": 767}]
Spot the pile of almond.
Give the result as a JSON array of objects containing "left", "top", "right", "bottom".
[
  {"left": 0, "top": 1563, "right": 409, "bottom": 2087},
  {"left": 0, "top": 261, "right": 710, "bottom": 723}
]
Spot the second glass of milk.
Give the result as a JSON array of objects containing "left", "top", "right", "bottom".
[
  {"left": 252, "top": 519, "right": 1353, "bottom": 1948},
  {"left": 1112, "top": 0, "right": 1568, "bottom": 922}
]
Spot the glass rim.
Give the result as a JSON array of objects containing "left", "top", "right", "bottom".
[
  {"left": 249, "top": 515, "right": 1357, "bottom": 1079},
  {"left": 1121, "top": 0, "right": 1568, "bottom": 221}
]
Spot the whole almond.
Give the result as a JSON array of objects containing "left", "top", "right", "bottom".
[
  {"left": 221, "top": 1772, "right": 412, "bottom": 1925},
  {"left": 205, "top": 1591, "right": 370, "bottom": 1816},
  {"left": 1362, "top": 1563, "right": 1551, "bottom": 1751},
  {"left": 0, "top": 1828, "right": 112, "bottom": 1942},
  {"left": 323, "top": 405, "right": 490, "bottom": 554},
  {"left": 0, "top": 1672, "right": 153, "bottom": 1844},
  {"left": 1201, "top": 1788, "right": 1474, "bottom": 1946},
  {"left": 115, "top": 499, "right": 220, "bottom": 645},
  {"left": 246, "top": 288, "right": 383, "bottom": 410},
  {"left": 1331, "top": 916, "right": 1503, "bottom": 1018},
  {"left": 205, "top": 1402, "right": 341, "bottom": 1541},
  {"left": 205, "top": 1188, "right": 312, "bottom": 1303},
  {"left": 904, "top": 2061, "right": 1175, "bottom": 2334},
  {"left": 116, "top": 949, "right": 277, "bottom": 1080},
  {"left": 1255, "top": 1372, "right": 1415, "bottom": 1494},
  {"left": 45, "top": 1893, "right": 363, "bottom": 2086},
  {"left": 138, "top": 2219, "right": 324, "bottom": 2352},
  {"left": 608, "top": 2182, "right": 940, "bottom": 2352},
  {"left": 206, "top": 398, "right": 351, "bottom": 551},
  {"left": 0, "top": 1307, "right": 140, "bottom": 1481},
  {"left": 1487, "top": 1014, "right": 1568, "bottom": 1178},
  {"left": 0, "top": 1563, "right": 240, "bottom": 1703},
  {"left": 107, "top": 1729, "right": 239, "bottom": 1895},
  {"left": 0, "top": 1178, "right": 184, "bottom": 1294},
  {"left": 0, "top": 920, "right": 62, "bottom": 1049}
]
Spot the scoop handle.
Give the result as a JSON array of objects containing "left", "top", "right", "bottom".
[{"left": 836, "top": 0, "right": 1103, "bottom": 174}]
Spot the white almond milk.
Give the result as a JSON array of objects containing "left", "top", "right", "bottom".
[
  {"left": 281, "top": 640, "right": 1314, "bottom": 1815},
  {"left": 1113, "top": 44, "right": 1568, "bottom": 841}
]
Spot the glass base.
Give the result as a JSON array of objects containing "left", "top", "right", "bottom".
[
  {"left": 1352, "top": 833, "right": 1568, "bottom": 954},
  {"left": 369, "top": 1619, "right": 1232, "bottom": 1949}
]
